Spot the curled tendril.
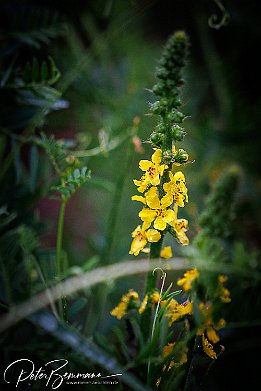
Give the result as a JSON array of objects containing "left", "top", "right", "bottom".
[
  {"left": 208, "top": 0, "right": 230, "bottom": 30},
  {"left": 153, "top": 267, "right": 166, "bottom": 279}
]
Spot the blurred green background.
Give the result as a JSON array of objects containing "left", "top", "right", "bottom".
[{"left": 0, "top": 0, "right": 261, "bottom": 390}]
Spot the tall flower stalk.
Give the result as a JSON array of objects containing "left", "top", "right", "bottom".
[{"left": 130, "top": 31, "right": 190, "bottom": 293}]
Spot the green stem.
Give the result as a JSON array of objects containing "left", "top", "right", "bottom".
[
  {"left": 147, "top": 269, "right": 166, "bottom": 383},
  {"left": 145, "top": 235, "right": 164, "bottom": 293},
  {"left": 56, "top": 198, "right": 67, "bottom": 321}
]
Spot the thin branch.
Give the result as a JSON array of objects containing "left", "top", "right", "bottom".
[{"left": 0, "top": 258, "right": 189, "bottom": 333}]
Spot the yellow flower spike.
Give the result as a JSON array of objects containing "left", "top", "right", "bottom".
[
  {"left": 177, "top": 268, "right": 199, "bottom": 291},
  {"left": 202, "top": 334, "right": 217, "bottom": 360},
  {"left": 160, "top": 246, "right": 173, "bottom": 259}
]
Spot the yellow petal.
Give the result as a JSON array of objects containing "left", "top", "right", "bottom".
[
  {"left": 151, "top": 176, "right": 160, "bottom": 186},
  {"left": 164, "top": 209, "right": 176, "bottom": 223},
  {"left": 131, "top": 225, "right": 142, "bottom": 238},
  {"left": 139, "top": 208, "right": 156, "bottom": 222},
  {"left": 174, "top": 171, "right": 186, "bottom": 183},
  {"left": 131, "top": 195, "right": 146, "bottom": 204},
  {"left": 142, "top": 221, "right": 151, "bottom": 230},
  {"left": 161, "top": 194, "right": 173, "bottom": 208},
  {"left": 129, "top": 235, "right": 147, "bottom": 256},
  {"left": 151, "top": 149, "right": 162, "bottom": 164},
  {"left": 139, "top": 160, "right": 152, "bottom": 171},
  {"left": 145, "top": 186, "right": 158, "bottom": 198},
  {"left": 154, "top": 217, "right": 167, "bottom": 231},
  {"left": 160, "top": 246, "right": 172, "bottom": 259},
  {"left": 146, "top": 229, "right": 161, "bottom": 242},
  {"left": 206, "top": 327, "right": 220, "bottom": 344},
  {"left": 159, "top": 164, "right": 167, "bottom": 176}
]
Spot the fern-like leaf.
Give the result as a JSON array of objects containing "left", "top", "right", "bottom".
[
  {"left": 53, "top": 167, "right": 91, "bottom": 201},
  {"left": 40, "top": 133, "right": 68, "bottom": 175}
]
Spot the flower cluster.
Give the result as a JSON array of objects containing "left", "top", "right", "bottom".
[
  {"left": 130, "top": 149, "right": 189, "bottom": 256},
  {"left": 176, "top": 269, "right": 231, "bottom": 360}
]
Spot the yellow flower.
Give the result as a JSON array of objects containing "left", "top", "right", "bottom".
[
  {"left": 129, "top": 223, "right": 161, "bottom": 256},
  {"left": 177, "top": 268, "right": 199, "bottom": 291},
  {"left": 217, "top": 274, "right": 231, "bottom": 303},
  {"left": 134, "top": 149, "right": 167, "bottom": 192},
  {"left": 139, "top": 294, "right": 148, "bottom": 314},
  {"left": 139, "top": 291, "right": 160, "bottom": 314},
  {"left": 163, "top": 171, "right": 188, "bottom": 207},
  {"left": 171, "top": 217, "right": 189, "bottom": 245},
  {"left": 111, "top": 290, "right": 139, "bottom": 319},
  {"left": 202, "top": 334, "right": 217, "bottom": 360},
  {"left": 152, "top": 292, "right": 160, "bottom": 304},
  {"left": 139, "top": 187, "right": 176, "bottom": 231},
  {"left": 206, "top": 327, "right": 220, "bottom": 344},
  {"left": 165, "top": 299, "right": 193, "bottom": 327},
  {"left": 163, "top": 342, "right": 175, "bottom": 357},
  {"left": 160, "top": 246, "right": 173, "bottom": 259}
]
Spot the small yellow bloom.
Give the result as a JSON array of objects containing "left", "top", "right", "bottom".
[
  {"left": 152, "top": 292, "right": 160, "bottom": 304},
  {"left": 206, "top": 326, "right": 220, "bottom": 344},
  {"left": 202, "top": 334, "right": 217, "bottom": 359},
  {"left": 139, "top": 291, "right": 160, "bottom": 314},
  {"left": 217, "top": 274, "right": 231, "bottom": 303},
  {"left": 134, "top": 149, "right": 167, "bottom": 192},
  {"left": 129, "top": 224, "right": 161, "bottom": 256},
  {"left": 171, "top": 217, "right": 189, "bottom": 245},
  {"left": 163, "top": 171, "right": 188, "bottom": 207},
  {"left": 177, "top": 268, "right": 199, "bottom": 291},
  {"left": 139, "top": 187, "right": 176, "bottom": 231},
  {"left": 111, "top": 290, "right": 139, "bottom": 319},
  {"left": 165, "top": 299, "right": 193, "bottom": 326},
  {"left": 139, "top": 294, "right": 148, "bottom": 314},
  {"left": 156, "top": 377, "right": 161, "bottom": 387},
  {"left": 163, "top": 342, "right": 175, "bottom": 357},
  {"left": 160, "top": 246, "right": 173, "bottom": 259}
]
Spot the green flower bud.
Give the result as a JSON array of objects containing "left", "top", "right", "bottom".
[
  {"left": 155, "top": 123, "right": 166, "bottom": 133},
  {"left": 150, "top": 132, "right": 163, "bottom": 146},
  {"left": 168, "top": 110, "right": 185, "bottom": 123},
  {"left": 174, "top": 148, "right": 189, "bottom": 164},
  {"left": 172, "top": 125, "right": 186, "bottom": 141},
  {"left": 162, "top": 150, "right": 173, "bottom": 163}
]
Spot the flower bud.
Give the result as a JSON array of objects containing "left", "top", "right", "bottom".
[
  {"left": 174, "top": 148, "right": 189, "bottom": 164},
  {"left": 150, "top": 132, "right": 163, "bottom": 146},
  {"left": 172, "top": 125, "right": 186, "bottom": 141}
]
